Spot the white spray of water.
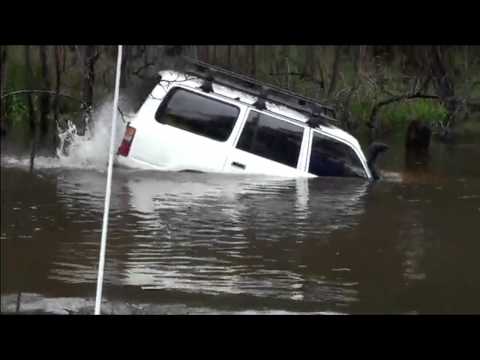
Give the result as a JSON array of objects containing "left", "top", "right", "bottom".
[
  {"left": 56, "top": 100, "right": 128, "bottom": 170},
  {"left": 2, "top": 100, "right": 131, "bottom": 171}
]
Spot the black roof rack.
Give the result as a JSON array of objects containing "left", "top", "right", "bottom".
[{"left": 179, "top": 57, "right": 338, "bottom": 127}]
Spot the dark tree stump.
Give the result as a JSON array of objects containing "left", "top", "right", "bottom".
[
  {"left": 405, "top": 119, "right": 431, "bottom": 150},
  {"left": 405, "top": 119, "right": 432, "bottom": 171}
]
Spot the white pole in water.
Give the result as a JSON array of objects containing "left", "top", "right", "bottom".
[{"left": 95, "top": 45, "right": 123, "bottom": 315}]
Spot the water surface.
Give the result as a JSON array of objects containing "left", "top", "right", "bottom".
[{"left": 1, "top": 134, "right": 479, "bottom": 314}]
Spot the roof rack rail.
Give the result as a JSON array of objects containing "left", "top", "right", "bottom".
[{"left": 179, "top": 56, "right": 337, "bottom": 125}]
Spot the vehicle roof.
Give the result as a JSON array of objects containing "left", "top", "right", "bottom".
[{"left": 155, "top": 70, "right": 362, "bottom": 149}]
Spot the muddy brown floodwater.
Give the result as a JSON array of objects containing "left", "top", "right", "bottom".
[{"left": 1, "top": 134, "right": 480, "bottom": 314}]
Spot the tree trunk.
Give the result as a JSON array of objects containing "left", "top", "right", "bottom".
[
  {"left": 24, "top": 46, "right": 39, "bottom": 171},
  {"left": 82, "top": 45, "right": 96, "bottom": 109},
  {"left": 285, "top": 56, "right": 291, "bottom": 89},
  {"left": 0, "top": 46, "right": 7, "bottom": 134},
  {"left": 39, "top": 46, "right": 51, "bottom": 138},
  {"left": 464, "top": 45, "right": 470, "bottom": 102},
  {"left": 212, "top": 46, "right": 217, "bottom": 64},
  {"left": 198, "top": 46, "right": 208, "bottom": 62},
  {"left": 340, "top": 46, "right": 361, "bottom": 132},
  {"left": 62, "top": 45, "right": 66, "bottom": 73},
  {"left": 464, "top": 45, "right": 469, "bottom": 75},
  {"left": 81, "top": 45, "right": 98, "bottom": 136},
  {"left": 16, "top": 292, "right": 22, "bottom": 313},
  {"left": 307, "top": 46, "right": 326, "bottom": 98},
  {"left": 53, "top": 45, "right": 62, "bottom": 155},
  {"left": 270, "top": 48, "right": 277, "bottom": 84},
  {"left": 429, "top": 46, "right": 456, "bottom": 121},
  {"left": 304, "top": 46, "right": 315, "bottom": 79},
  {"left": 120, "top": 45, "right": 129, "bottom": 89},
  {"left": 227, "top": 45, "right": 232, "bottom": 69},
  {"left": 250, "top": 45, "right": 256, "bottom": 77},
  {"left": 359, "top": 45, "right": 369, "bottom": 75},
  {"left": 24, "top": 45, "right": 36, "bottom": 132},
  {"left": 54, "top": 46, "right": 61, "bottom": 123},
  {"left": 206, "top": 46, "right": 211, "bottom": 63},
  {"left": 282, "top": 46, "right": 289, "bottom": 88},
  {"left": 191, "top": 45, "right": 198, "bottom": 59},
  {"left": 314, "top": 46, "right": 326, "bottom": 98},
  {"left": 327, "top": 46, "right": 341, "bottom": 97}
]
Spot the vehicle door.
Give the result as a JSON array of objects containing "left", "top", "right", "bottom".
[{"left": 224, "top": 109, "right": 308, "bottom": 177}]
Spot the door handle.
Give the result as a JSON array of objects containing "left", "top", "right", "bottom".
[{"left": 231, "top": 161, "right": 246, "bottom": 170}]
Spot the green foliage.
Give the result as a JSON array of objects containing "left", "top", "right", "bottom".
[
  {"left": 6, "top": 95, "right": 28, "bottom": 124},
  {"left": 6, "top": 58, "right": 27, "bottom": 91},
  {"left": 349, "top": 98, "right": 449, "bottom": 129},
  {"left": 350, "top": 100, "right": 373, "bottom": 122},
  {"left": 382, "top": 100, "right": 448, "bottom": 127},
  {"left": 3, "top": 45, "right": 478, "bottom": 140}
]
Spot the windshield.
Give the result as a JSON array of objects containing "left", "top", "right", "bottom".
[{"left": 309, "top": 132, "right": 367, "bottom": 179}]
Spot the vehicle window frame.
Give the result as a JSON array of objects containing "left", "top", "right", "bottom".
[
  {"left": 154, "top": 86, "right": 242, "bottom": 143},
  {"left": 233, "top": 108, "right": 307, "bottom": 170}
]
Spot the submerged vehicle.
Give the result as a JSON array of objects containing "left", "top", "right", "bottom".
[{"left": 116, "top": 59, "right": 387, "bottom": 180}]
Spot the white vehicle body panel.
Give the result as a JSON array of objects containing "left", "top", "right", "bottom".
[{"left": 117, "top": 70, "right": 372, "bottom": 180}]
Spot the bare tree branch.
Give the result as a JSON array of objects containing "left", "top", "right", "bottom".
[
  {"left": 368, "top": 93, "right": 440, "bottom": 128},
  {"left": 132, "top": 62, "right": 155, "bottom": 76},
  {"left": 1, "top": 89, "right": 88, "bottom": 108}
]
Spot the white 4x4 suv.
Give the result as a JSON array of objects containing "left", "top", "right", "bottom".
[{"left": 116, "top": 61, "right": 387, "bottom": 180}]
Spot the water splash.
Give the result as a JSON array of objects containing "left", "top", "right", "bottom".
[
  {"left": 2, "top": 100, "right": 131, "bottom": 171},
  {"left": 56, "top": 101, "right": 129, "bottom": 170},
  {"left": 57, "top": 103, "right": 124, "bottom": 170}
]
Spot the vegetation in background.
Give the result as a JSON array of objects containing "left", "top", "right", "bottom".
[{"left": 1, "top": 45, "right": 480, "bottom": 150}]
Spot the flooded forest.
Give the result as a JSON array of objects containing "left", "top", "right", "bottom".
[
  {"left": 1, "top": 46, "right": 480, "bottom": 314},
  {"left": 2, "top": 46, "right": 480, "bottom": 146}
]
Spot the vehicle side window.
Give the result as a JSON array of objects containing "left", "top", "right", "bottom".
[
  {"left": 155, "top": 87, "right": 240, "bottom": 142},
  {"left": 236, "top": 110, "right": 304, "bottom": 168},
  {"left": 309, "top": 132, "right": 367, "bottom": 178}
]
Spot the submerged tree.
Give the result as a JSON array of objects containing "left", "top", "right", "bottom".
[
  {"left": 2, "top": 45, "right": 480, "bottom": 147},
  {"left": 82, "top": 45, "right": 99, "bottom": 110},
  {"left": 0, "top": 45, "right": 7, "bottom": 134},
  {"left": 39, "top": 45, "right": 51, "bottom": 138}
]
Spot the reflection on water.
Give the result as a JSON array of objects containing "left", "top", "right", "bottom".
[{"left": 47, "top": 171, "right": 369, "bottom": 306}]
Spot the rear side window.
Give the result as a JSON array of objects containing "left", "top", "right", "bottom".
[
  {"left": 155, "top": 87, "right": 240, "bottom": 142},
  {"left": 236, "top": 110, "right": 304, "bottom": 168},
  {"left": 309, "top": 132, "right": 367, "bottom": 178}
]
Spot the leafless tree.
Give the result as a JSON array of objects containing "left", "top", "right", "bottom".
[
  {"left": 54, "top": 46, "right": 62, "bottom": 126},
  {"left": 250, "top": 45, "right": 256, "bottom": 77},
  {"left": 327, "top": 46, "right": 341, "bottom": 97},
  {"left": 429, "top": 46, "right": 456, "bottom": 121},
  {"left": 120, "top": 45, "right": 130, "bottom": 89},
  {"left": 39, "top": 45, "right": 51, "bottom": 137},
  {"left": 82, "top": 45, "right": 100, "bottom": 109},
  {"left": 24, "top": 45, "right": 36, "bottom": 132},
  {"left": 227, "top": 45, "right": 232, "bottom": 69},
  {"left": 0, "top": 45, "right": 7, "bottom": 133}
]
